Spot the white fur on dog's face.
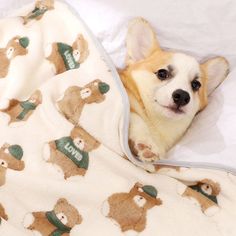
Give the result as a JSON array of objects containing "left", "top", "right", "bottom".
[
  {"left": 125, "top": 18, "right": 229, "bottom": 123},
  {"left": 153, "top": 53, "right": 201, "bottom": 120},
  {"left": 131, "top": 53, "right": 202, "bottom": 121}
]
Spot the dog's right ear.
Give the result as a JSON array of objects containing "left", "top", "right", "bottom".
[{"left": 126, "top": 18, "right": 160, "bottom": 65}]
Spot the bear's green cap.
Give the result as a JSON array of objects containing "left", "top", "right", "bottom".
[
  {"left": 19, "top": 37, "right": 30, "bottom": 49},
  {"left": 142, "top": 185, "right": 157, "bottom": 198},
  {"left": 8, "top": 145, "right": 23, "bottom": 160},
  {"left": 99, "top": 82, "right": 110, "bottom": 94}
]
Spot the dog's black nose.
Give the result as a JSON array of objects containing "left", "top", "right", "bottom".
[{"left": 172, "top": 89, "right": 190, "bottom": 107}]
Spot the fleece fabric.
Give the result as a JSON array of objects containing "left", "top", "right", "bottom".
[{"left": 0, "top": 1, "right": 236, "bottom": 236}]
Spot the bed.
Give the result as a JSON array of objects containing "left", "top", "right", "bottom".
[{"left": 0, "top": 1, "right": 236, "bottom": 235}]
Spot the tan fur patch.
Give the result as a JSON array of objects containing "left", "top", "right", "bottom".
[
  {"left": 24, "top": 198, "right": 82, "bottom": 236},
  {"left": 181, "top": 179, "right": 220, "bottom": 213},
  {"left": 46, "top": 125, "right": 100, "bottom": 179},
  {"left": 198, "top": 66, "right": 208, "bottom": 111},
  {"left": 22, "top": 0, "right": 54, "bottom": 25},
  {"left": 104, "top": 182, "right": 162, "bottom": 233},
  {"left": 0, "top": 143, "right": 25, "bottom": 187},
  {"left": 0, "top": 36, "right": 29, "bottom": 78},
  {"left": 47, "top": 34, "right": 89, "bottom": 75},
  {"left": 1, "top": 90, "right": 42, "bottom": 125},
  {"left": 57, "top": 79, "right": 109, "bottom": 125},
  {"left": 0, "top": 203, "right": 8, "bottom": 221},
  {"left": 120, "top": 50, "right": 173, "bottom": 120},
  {"left": 199, "top": 57, "right": 229, "bottom": 110}
]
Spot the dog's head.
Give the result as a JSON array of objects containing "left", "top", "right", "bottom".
[{"left": 121, "top": 18, "right": 229, "bottom": 121}]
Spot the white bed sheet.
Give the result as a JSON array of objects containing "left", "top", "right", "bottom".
[{"left": 1, "top": 0, "right": 236, "bottom": 172}]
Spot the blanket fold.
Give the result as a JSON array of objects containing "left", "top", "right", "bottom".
[{"left": 0, "top": 1, "right": 236, "bottom": 236}]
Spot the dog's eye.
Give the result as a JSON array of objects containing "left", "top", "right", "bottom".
[
  {"left": 191, "top": 80, "right": 201, "bottom": 91},
  {"left": 155, "top": 69, "right": 170, "bottom": 81}
]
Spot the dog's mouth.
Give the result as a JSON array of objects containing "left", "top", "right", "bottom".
[
  {"left": 164, "top": 105, "right": 185, "bottom": 114},
  {"left": 155, "top": 99, "right": 185, "bottom": 114}
]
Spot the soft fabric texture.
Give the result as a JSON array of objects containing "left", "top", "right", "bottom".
[
  {"left": 0, "top": 1, "right": 236, "bottom": 236},
  {"left": 68, "top": 0, "right": 236, "bottom": 173}
]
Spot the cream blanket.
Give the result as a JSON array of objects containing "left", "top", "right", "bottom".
[{"left": 0, "top": 1, "right": 236, "bottom": 235}]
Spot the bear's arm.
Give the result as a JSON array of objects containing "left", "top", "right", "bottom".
[
  {"left": 62, "top": 233, "right": 70, "bottom": 236},
  {"left": 48, "top": 141, "right": 56, "bottom": 149},
  {"left": 108, "top": 193, "right": 130, "bottom": 207},
  {"left": 64, "top": 86, "right": 81, "bottom": 96},
  {"left": 134, "top": 215, "right": 146, "bottom": 232}
]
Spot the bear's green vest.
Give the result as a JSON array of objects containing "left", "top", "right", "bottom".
[
  {"left": 55, "top": 137, "right": 89, "bottom": 169},
  {"left": 57, "top": 43, "right": 80, "bottom": 71}
]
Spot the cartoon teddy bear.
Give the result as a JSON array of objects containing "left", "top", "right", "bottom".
[
  {"left": 0, "top": 203, "right": 8, "bottom": 224},
  {"left": 57, "top": 79, "right": 110, "bottom": 125},
  {"left": 23, "top": 198, "right": 82, "bottom": 236},
  {"left": 177, "top": 178, "right": 221, "bottom": 216},
  {"left": 102, "top": 182, "right": 162, "bottom": 233},
  {"left": 0, "top": 36, "right": 30, "bottom": 78},
  {"left": 0, "top": 143, "right": 25, "bottom": 186},
  {"left": 46, "top": 34, "right": 89, "bottom": 75},
  {"left": 22, "top": 0, "right": 55, "bottom": 25},
  {"left": 43, "top": 125, "right": 100, "bottom": 179},
  {"left": 0, "top": 90, "right": 42, "bottom": 125}
]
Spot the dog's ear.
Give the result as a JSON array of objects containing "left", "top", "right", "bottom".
[
  {"left": 201, "top": 57, "right": 229, "bottom": 96},
  {"left": 126, "top": 18, "right": 160, "bottom": 65}
]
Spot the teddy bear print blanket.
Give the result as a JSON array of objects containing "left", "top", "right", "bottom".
[{"left": 0, "top": 1, "right": 236, "bottom": 235}]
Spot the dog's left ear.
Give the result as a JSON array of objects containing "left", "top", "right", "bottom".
[
  {"left": 201, "top": 57, "right": 229, "bottom": 96},
  {"left": 126, "top": 18, "right": 161, "bottom": 65}
]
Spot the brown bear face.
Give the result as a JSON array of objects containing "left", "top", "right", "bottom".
[
  {"left": 70, "top": 126, "right": 100, "bottom": 152},
  {"left": 179, "top": 178, "right": 221, "bottom": 216},
  {"left": 27, "top": 90, "right": 43, "bottom": 106},
  {"left": 129, "top": 183, "right": 162, "bottom": 209},
  {"left": 72, "top": 34, "right": 89, "bottom": 64},
  {"left": 81, "top": 79, "right": 110, "bottom": 104},
  {"left": 5, "top": 36, "right": 29, "bottom": 60},
  {"left": 36, "top": 0, "right": 54, "bottom": 10},
  {"left": 0, "top": 144, "right": 25, "bottom": 171},
  {"left": 0, "top": 144, "right": 24, "bottom": 186},
  {"left": 0, "top": 153, "right": 24, "bottom": 171},
  {"left": 190, "top": 179, "right": 221, "bottom": 200},
  {"left": 53, "top": 198, "right": 82, "bottom": 228}
]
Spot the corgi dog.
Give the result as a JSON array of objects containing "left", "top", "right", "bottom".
[{"left": 119, "top": 18, "right": 229, "bottom": 163}]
